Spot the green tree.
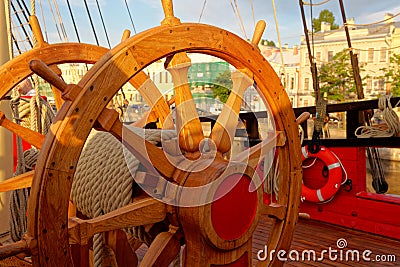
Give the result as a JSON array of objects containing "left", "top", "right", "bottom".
[
  {"left": 211, "top": 70, "right": 232, "bottom": 103},
  {"left": 381, "top": 53, "right": 400, "bottom": 96},
  {"left": 261, "top": 39, "right": 276, "bottom": 47},
  {"left": 312, "top": 9, "right": 339, "bottom": 32},
  {"left": 318, "top": 50, "right": 365, "bottom": 101}
]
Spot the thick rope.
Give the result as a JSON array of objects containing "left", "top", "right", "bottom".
[
  {"left": 71, "top": 127, "right": 176, "bottom": 267},
  {"left": 9, "top": 96, "right": 54, "bottom": 241},
  {"left": 355, "top": 96, "right": 400, "bottom": 138}
]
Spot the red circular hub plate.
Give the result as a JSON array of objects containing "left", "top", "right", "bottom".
[{"left": 211, "top": 174, "right": 258, "bottom": 240}]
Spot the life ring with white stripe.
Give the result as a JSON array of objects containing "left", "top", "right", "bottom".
[{"left": 301, "top": 146, "right": 342, "bottom": 203}]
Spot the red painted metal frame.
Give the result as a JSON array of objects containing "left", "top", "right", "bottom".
[{"left": 300, "top": 147, "right": 400, "bottom": 240}]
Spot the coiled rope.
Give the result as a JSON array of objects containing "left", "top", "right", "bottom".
[
  {"left": 9, "top": 95, "right": 55, "bottom": 242},
  {"left": 71, "top": 127, "right": 176, "bottom": 267},
  {"left": 355, "top": 96, "right": 400, "bottom": 138}
]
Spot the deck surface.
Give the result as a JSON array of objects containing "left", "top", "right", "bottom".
[{"left": 252, "top": 215, "right": 400, "bottom": 266}]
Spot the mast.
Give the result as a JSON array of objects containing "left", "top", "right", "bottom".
[
  {"left": 0, "top": 0, "right": 13, "bottom": 238},
  {"left": 338, "top": 0, "right": 364, "bottom": 99}
]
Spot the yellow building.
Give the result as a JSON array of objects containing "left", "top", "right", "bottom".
[{"left": 299, "top": 13, "right": 400, "bottom": 106}]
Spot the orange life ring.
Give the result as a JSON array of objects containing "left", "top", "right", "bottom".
[{"left": 301, "top": 146, "right": 342, "bottom": 203}]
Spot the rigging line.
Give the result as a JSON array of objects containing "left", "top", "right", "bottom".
[
  {"left": 51, "top": 0, "right": 68, "bottom": 41},
  {"left": 299, "top": 0, "right": 320, "bottom": 101},
  {"left": 271, "top": 0, "right": 286, "bottom": 86},
  {"left": 346, "top": 12, "right": 400, "bottom": 27},
  {"left": 46, "top": 0, "right": 62, "bottom": 41},
  {"left": 124, "top": 0, "right": 137, "bottom": 34},
  {"left": 39, "top": 0, "right": 49, "bottom": 42},
  {"left": 228, "top": 0, "right": 246, "bottom": 39},
  {"left": 249, "top": 0, "right": 255, "bottom": 28},
  {"left": 10, "top": 1, "right": 33, "bottom": 48},
  {"left": 198, "top": 0, "right": 207, "bottom": 23},
  {"left": 233, "top": 0, "right": 248, "bottom": 40},
  {"left": 83, "top": 0, "right": 100, "bottom": 46},
  {"left": 15, "top": 0, "right": 31, "bottom": 25},
  {"left": 11, "top": 19, "right": 29, "bottom": 54},
  {"left": 302, "top": 0, "right": 330, "bottom": 6},
  {"left": 95, "top": 0, "right": 111, "bottom": 48},
  {"left": 352, "top": 45, "right": 400, "bottom": 52},
  {"left": 338, "top": 0, "right": 364, "bottom": 99},
  {"left": 310, "top": 0, "right": 315, "bottom": 60},
  {"left": 65, "top": 0, "right": 81, "bottom": 43},
  {"left": 12, "top": 34, "right": 23, "bottom": 55}
]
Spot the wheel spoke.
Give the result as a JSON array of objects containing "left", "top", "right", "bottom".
[
  {"left": 68, "top": 198, "right": 167, "bottom": 245},
  {"left": 128, "top": 71, "right": 174, "bottom": 129},
  {"left": 0, "top": 111, "right": 44, "bottom": 149},
  {"left": 232, "top": 131, "right": 286, "bottom": 169},
  {"left": 0, "top": 171, "right": 34, "bottom": 192},
  {"left": 166, "top": 53, "right": 204, "bottom": 154},
  {"left": 261, "top": 203, "right": 287, "bottom": 221},
  {"left": 139, "top": 226, "right": 181, "bottom": 267},
  {"left": 210, "top": 70, "right": 253, "bottom": 154},
  {"left": 95, "top": 108, "right": 177, "bottom": 179}
]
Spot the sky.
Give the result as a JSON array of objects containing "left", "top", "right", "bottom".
[{"left": 22, "top": 0, "right": 400, "bottom": 49}]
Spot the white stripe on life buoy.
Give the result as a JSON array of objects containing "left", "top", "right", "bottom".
[
  {"left": 327, "top": 162, "right": 341, "bottom": 170},
  {"left": 316, "top": 189, "right": 325, "bottom": 202}
]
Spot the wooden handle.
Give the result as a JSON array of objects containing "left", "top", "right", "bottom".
[
  {"left": 251, "top": 20, "right": 266, "bottom": 45},
  {"left": 0, "top": 171, "right": 34, "bottom": 192},
  {"left": 161, "top": 0, "right": 180, "bottom": 25},
  {"left": 29, "top": 60, "right": 68, "bottom": 93},
  {"left": 296, "top": 112, "right": 310, "bottom": 125},
  {"left": 161, "top": 0, "right": 174, "bottom": 18},
  {"left": 121, "top": 29, "right": 131, "bottom": 42},
  {"left": 0, "top": 111, "right": 45, "bottom": 149},
  {"left": 0, "top": 240, "right": 29, "bottom": 260},
  {"left": 29, "top": 15, "right": 45, "bottom": 46}
]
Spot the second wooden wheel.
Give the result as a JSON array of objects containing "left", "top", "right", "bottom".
[{"left": 25, "top": 4, "right": 302, "bottom": 267}]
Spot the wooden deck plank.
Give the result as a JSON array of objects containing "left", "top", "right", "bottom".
[
  {"left": 136, "top": 216, "right": 400, "bottom": 266},
  {"left": 252, "top": 217, "right": 400, "bottom": 266}
]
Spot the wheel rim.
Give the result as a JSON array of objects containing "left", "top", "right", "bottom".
[{"left": 27, "top": 22, "right": 302, "bottom": 267}]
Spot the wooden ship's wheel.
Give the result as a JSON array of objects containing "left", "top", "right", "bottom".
[{"left": 0, "top": 0, "right": 302, "bottom": 266}]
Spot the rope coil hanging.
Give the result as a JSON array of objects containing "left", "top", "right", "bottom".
[
  {"left": 355, "top": 96, "right": 400, "bottom": 138},
  {"left": 9, "top": 95, "right": 55, "bottom": 242}
]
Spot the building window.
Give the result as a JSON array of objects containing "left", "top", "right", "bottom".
[
  {"left": 159, "top": 72, "right": 163, "bottom": 83},
  {"left": 316, "top": 52, "right": 321, "bottom": 63},
  {"left": 378, "top": 79, "right": 385, "bottom": 91},
  {"left": 380, "top": 47, "right": 387, "bottom": 62},
  {"left": 165, "top": 72, "right": 169, "bottom": 83},
  {"left": 328, "top": 51, "right": 334, "bottom": 62},
  {"left": 290, "top": 77, "right": 295, "bottom": 90},
  {"left": 304, "top": 99, "right": 309, "bottom": 106},
  {"left": 366, "top": 78, "right": 372, "bottom": 91},
  {"left": 368, "top": 48, "right": 374, "bottom": 63},
  {"left": 304, "top": 78, "right": 310, "bottom": 91}
]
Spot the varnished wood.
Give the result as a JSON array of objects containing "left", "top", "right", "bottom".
[
  {"left": 0, "top": 111, "right": 44, "bottom": 149},
  {"left": 139, "top": 226, "right": 181, "bottom": 267},
  {"left": 0, "top": 171, "right": 34, "bottom": 192},
  {"left": 68, "top": 198, "right": 166, "bottom": 245},
  {"left": 0, "top": 240, "right": 29, "bottom": 260},
  {"left": 23, "top": 21, "right": 301, "bottom": 267},
  {"left": 104, "top": 230, "right": 138, "bottom": 267},
  {"left": 30, "top": 16, "right": 46, "bottom": 47},
  {"left": 232, "top": 131, "right": 286, "bottom": 168},
  {"left": 211, "top": 71, "right": 253, "bottom": 154},
  {"left": 210, "top": 21, "right": 266, "bottom": 155},
  {"left": 121, "top": 29, "right": 131, "bottom": 42},
  {"left": 166, "top": 53, "right": 204, "bottom": 154}
]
